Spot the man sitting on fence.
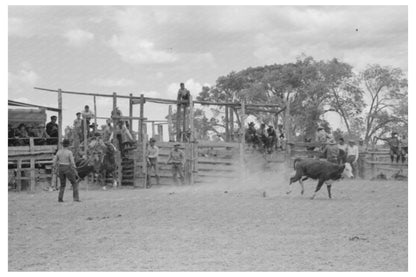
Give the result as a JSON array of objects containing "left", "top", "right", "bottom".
[
  {"left": 166, "top": 143, "right": 185, "bottom": 185},
  {"left": 375, "top": 132, "right": 403, "bottom": 163},
  {"left": 46, "top": 115, "right": 59, "bottom": 145}
]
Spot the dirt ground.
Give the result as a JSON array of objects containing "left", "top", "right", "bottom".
[{"left": 8, "top": 168, "right": 407, "bottom": 271}]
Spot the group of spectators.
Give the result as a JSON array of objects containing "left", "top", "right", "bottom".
[{"left": 8, "top": 115, "right": 59, "bottom": 146}]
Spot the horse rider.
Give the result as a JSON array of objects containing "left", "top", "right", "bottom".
[{"left": 52, "top": 139, "right": 80, "bottom": 202}]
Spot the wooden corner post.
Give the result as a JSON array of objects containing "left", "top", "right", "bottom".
[
  {"left": 139, "top": 94, "right": 145, "bottom": 142},
  {"left": 58, "top": 89, "right": 63, "bottom": 149}
]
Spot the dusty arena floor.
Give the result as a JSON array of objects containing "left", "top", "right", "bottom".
[{"left": 8, "top": 171, "right": 407, "bottom": 271}]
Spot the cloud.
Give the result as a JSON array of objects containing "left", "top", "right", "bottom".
[
  {"left": 109, "top": 35, "right": 178, "bottom": 64},
  {"left": 91, "top": 78, "right": 136, "bottom": 88},
  {"left": 9, "top": 68, "right": 39, "bottom": 93},
  {"left": 166, "top": 79, "right": 207, "bottom": 99},
  {"left": 63, "top": 29, "right": 95, "bottom": 47}
]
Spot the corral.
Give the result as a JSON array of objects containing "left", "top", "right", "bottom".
[{"left": 8, "top": 174, "right": 407, "bottom": 271}]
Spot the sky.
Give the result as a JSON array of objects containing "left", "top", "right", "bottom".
[{"left": 8, "top": 5, "right": 408, "bottom": 135}]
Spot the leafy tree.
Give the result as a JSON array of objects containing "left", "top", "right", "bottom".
[{"left": 358, "top": 65, "right": 408, "bottom": 144}]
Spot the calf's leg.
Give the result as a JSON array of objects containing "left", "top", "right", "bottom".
[
  {"left": 287, "top": 173, "right": 302, "bottom": 195},
  {"left": 311, "top": 179, "right": 325, "bottom": 200}
]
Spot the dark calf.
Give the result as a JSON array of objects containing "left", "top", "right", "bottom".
[{"left": 287, "top": 158, "right": 353, "bottom": 199}]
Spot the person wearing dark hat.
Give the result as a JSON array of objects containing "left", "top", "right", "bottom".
[
  {"left": 146, "top": 138, "right": 160, "bottom": 187},
  {"left": 46, "top": 115, "right": 59, "bottom": 144},
  {"left": 322, "top": 139, "right": 339, "bottom": 164},
  {"left": 52, "top": 139, "right": 80, "bottom": 202},
  {"left": 177, "top": 83, "right": 190, "bottom": 106},
  {"left": 166, "top": 143, "right": 185, "bottom": 185}
]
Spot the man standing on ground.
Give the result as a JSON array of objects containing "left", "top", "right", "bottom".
[
  {"left": 337, "top": 138, "right": 348, "bottom": 164},
  {"left": 166, "top": 143, "right": 185, "bottom": 185},
  {"left": 322, "top": 139, "right": 339, "bottom": 164},
  {"left": 52, "top": 139, "right": 80, "bottom": 202},
  {"left": 146, "top": 138, "right": 160, "bottom": 188},
  {"left": 346, "top": 139, "right": 359, "bottom": 178}
]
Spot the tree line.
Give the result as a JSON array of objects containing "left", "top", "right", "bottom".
[{"left": 172, "top": 56, "right": 407, "bottom": 145}]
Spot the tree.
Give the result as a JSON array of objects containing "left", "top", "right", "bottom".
[{"left": 359, "top": 65, "right": 408, "bottom": 144}]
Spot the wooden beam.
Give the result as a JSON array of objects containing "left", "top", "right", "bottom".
[{"left": 176, "top": 102, "right": 181, "bottom": 142}]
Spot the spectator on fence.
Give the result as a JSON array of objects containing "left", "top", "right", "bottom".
[
  {"left": 46, "top": 115, "right": 59, "bottom": 145},
  {"left": 73, "top": 112, "right": 83, "bottom": 142},
  {"left": 346, "top": 139, "right": 359, "bottom": 178},
  {"left": 166, "top": 142, "right": 185, "bottom": 185},
  {"left": 15, "top": 123, "right": 30, "bottom": 146},
  {"left": 337, "top": 138, "right": 348, "bottom": 164},
  {"left": 53, "top": 139, "right": 80, "bottom": 202},
  {"left": 102, "top": 119, "right": 113, "bottom": 142},
  {"left": 266, "top": 125, "right": 277, "bottom": 153},
  {"left": 146, "top": 138, "right": 160, "bottom": 187},
  {"left": 81, "top": 105, "right": 94, "bottom": 137},
  {"left": 177, "top": 82, "right": 190, "bottom": 106}
]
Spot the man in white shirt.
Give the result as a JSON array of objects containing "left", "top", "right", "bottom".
[
  {"left": 81, "top": 105, "right": 94, "bottom": 137},
  {"left": 346, "top": 139, "right": 359, "bottom": 178},
  {"left": 337, "top": 137, "right": 348, "bottom": 164},
  {"left": 146, "top": 138, "right": 160, "bottom": 187}
]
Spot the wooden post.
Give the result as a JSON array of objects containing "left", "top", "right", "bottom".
[
  {"left": 168, "top": 105, "right": 173, "bottom": 142},
  {"left": 30, "top": 158, "right": 35, "bottom": 192},
  {"left": 16, "top": 159, "right": 22, "bottom": 192},
  {"left": 139, "top": 94, "right": 145, "bottom": 142},
  {"left": 83, "top": 117, "right": 88, "bottom": 155},
  {"left": 239, "top": 100, "right": 246, "bottom": 182},
  {"left": 225, "top": 105, "right": 229, "bottom": 142},
  {"left": 284, "top": 99, "right": 291, "bottom": 158},
  {"left": 129, "top": 93, "right": 133, "bottom": 133},
  {"left": 93, "top": 96, "right": 97, "bottom": 133},
  {"left": 157, "top": 124, "right": 164, "bottom": 142},
  {"left": 151, "top": 122, "right": 155, "bottom": 139},
  {"left": 182, "top": 104, "right": 187, "bottom": 142},
  {"left": 142, "top": 133, "right": 148, "bottom": 188},
  {"left": 58, "top": 89, "right": 63, "bottom": 149},
  {"left": 230, "top": 108, "right": 234, "bottom": 141},
  {"left": 189, "top": 95, "right": 195, "bottom": 185},
  {"left": 176, "top": 102, "right": 181, "bottom": 142}
]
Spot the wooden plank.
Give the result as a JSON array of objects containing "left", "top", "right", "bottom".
[{"left": 225, "top": 105, "right": 229, "bottom": 142}]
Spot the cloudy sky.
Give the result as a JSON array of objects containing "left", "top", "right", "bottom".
[{"left": 8, "top": 5, "right": 408, "bottom": 133}]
